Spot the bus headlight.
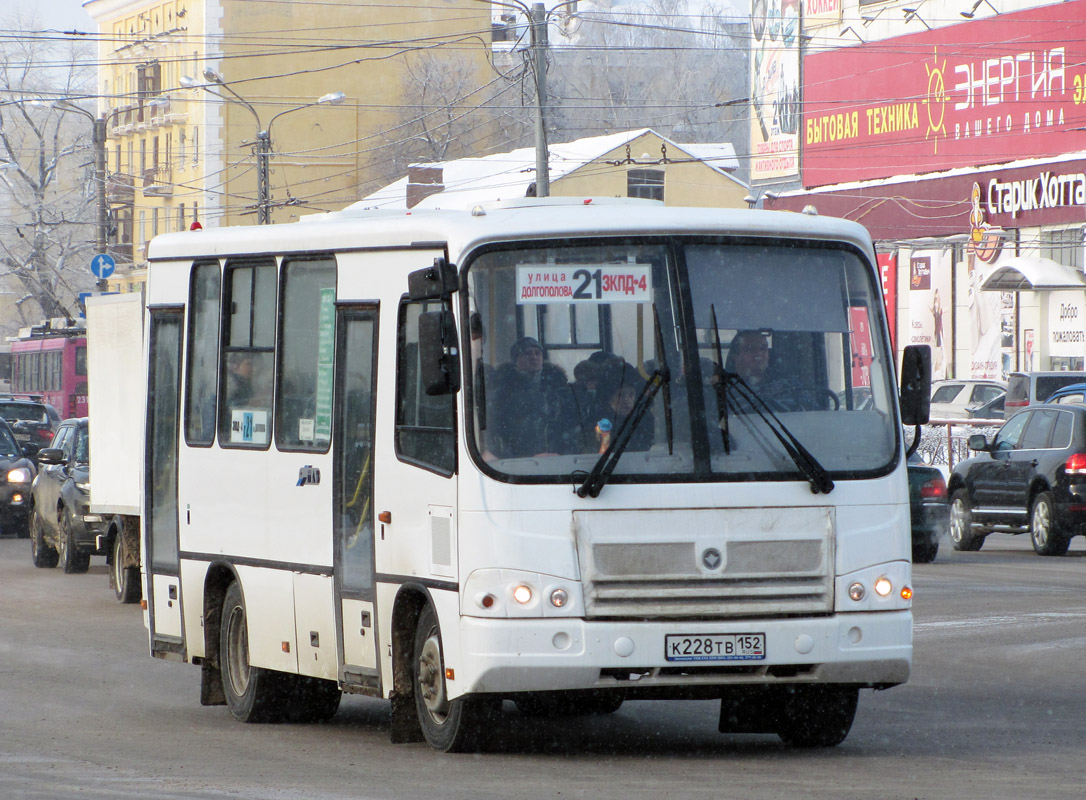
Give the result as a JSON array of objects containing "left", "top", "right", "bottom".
[
  {"left": 512, "top": 584, "right": 533, "bottom": 604},
  {"left": 837, "top": 562, "right": 912, "bottom": 611},
  {"left": 463, "top": 568, "right": 583, "bottom": 618}
]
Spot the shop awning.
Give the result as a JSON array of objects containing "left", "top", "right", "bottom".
[{"left": 980, "top": 256, "right": 1086, "bottom": 291}]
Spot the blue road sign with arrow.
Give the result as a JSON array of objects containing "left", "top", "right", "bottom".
[{"left": 91, "top": 253, "right": 116, "bottom": 279}]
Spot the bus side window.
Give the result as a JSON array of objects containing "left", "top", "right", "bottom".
[
  {"left": 276, "top": 256, "right": 336, "bottom": 452},
  {"left": 395, "top": 298, "right": 456, "bottom": 475},
  {"left": 219, "top": 261, "right": 276, "bottom": 448},
  {"left": 185, "top": 261, "right": 221, "bottom": 447}
]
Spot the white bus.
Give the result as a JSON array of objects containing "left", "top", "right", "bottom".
[{"left": 141, "top": 199, "right": 930, "bottom": 751}]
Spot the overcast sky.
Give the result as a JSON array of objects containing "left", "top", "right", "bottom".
[{"left": 27, "top": 0, "right": 95, "bottom": 32}]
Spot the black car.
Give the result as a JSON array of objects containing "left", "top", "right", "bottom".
[
  {"left": 947, "top": 404, "right": 1086, "bottom": 556},
  {"left": 0, "top": 417, "right": 37, "bottom": 537},
  {"left": 0, "top": 396, "right": 61, "bottom": 455},
  {"left": 908, "top": 453, "right": 948, "bottom": 563},
  {"left": 29, "top": 418, "right": 107, "bottom": 573}
]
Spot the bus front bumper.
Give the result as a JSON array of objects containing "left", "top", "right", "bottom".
[{"left": 453, "top": 611, "right": 911, "bottom": 697}]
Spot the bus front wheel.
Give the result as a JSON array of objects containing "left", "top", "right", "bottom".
[
  {"left": 220, "top": 581, "right": 282, "bottom": 723},
  {"left": 412, "top": 604, "right": 497, "bottom": 752}
]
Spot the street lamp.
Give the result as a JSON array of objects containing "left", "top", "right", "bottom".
[{"left": 181, "top": 70, "right": 345, "bottom": 224}]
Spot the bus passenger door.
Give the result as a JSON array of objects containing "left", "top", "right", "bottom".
[
  {"left": 145, "top": 308, "right": 184, "bottom": 657},
  {"left": 333, "top": 307, "right": 380, "bottom": 689}
]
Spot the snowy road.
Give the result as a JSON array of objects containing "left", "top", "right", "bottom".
[{"left": 1, "top": 534, "right": 1084, "bottom": 800}]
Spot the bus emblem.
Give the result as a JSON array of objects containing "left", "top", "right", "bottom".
[{"left": 701, "top": 548, "right": 722, "bottom": 570}]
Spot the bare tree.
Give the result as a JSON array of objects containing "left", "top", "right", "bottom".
[
  {"left": 545, "top": 1, "right": 748, "bottom": 171},
  {"left": 0, "top": 12, "right": 96, "bottom": 335},
  {"left": 374, "top": 47, "right": 532, "bottom": 190}
]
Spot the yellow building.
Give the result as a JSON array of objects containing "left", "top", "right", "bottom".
[
  {"left": 84, "top": 0, "right": 499, "bottom": 291},
  {"left": 359, "top": 129, "right": 751, "bottom": 210}
]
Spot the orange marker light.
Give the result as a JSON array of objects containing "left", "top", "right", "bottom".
[
  {"left": 901, "top": 586, "right": 913, "bottom": 601},
  {"left": 445, "top": 668, "right": 455, "bottom": 680}
]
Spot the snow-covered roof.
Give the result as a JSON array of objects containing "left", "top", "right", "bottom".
[{"left": 354, "top": 128, "right": 741, "bottom": 211}]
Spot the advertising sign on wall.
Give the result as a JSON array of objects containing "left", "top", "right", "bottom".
[
  {"left": 877, "top": 252, "right": 897, "bottom": 347},
  {"left": 1048, "top": 290, "right": 1086, "bottom": 359},
  {"left": 909, "top": 250, "right": 952, "bottom": 380},
  {"left": 967, "top": 252, "right": 1011, "bottom": 380},
  {"left": 750, "top": 0, "right": 800, "bottom": 180},
  {"left": 802, "top": 0, "right": 1086, "bottom": 187},
  {"left": 803, "top": 0, "right": 842, "bottom": 28}
]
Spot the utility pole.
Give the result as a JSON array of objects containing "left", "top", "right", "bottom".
[
  {"left": 255, "top": 130, "right": 271, "bottom": 224},
  {"left": 530, "top": 2, "right": 550, "bottom": 197},
  {"left": 93, "top": 117, "right": 109, "bottom": 291}
]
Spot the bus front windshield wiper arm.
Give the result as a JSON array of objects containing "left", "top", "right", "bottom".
[
  {"left": 722, "top": 372, "right": 834, "bottom": 495},
  {"left": 577, "top": 361, "right": 670, "bottom": 499},
  {"left": 577, "top": 308, "right": 668, "bottom": 497}
]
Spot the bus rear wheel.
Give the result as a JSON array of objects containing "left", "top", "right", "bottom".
[
  {"left": 775, "top": 685, "right": 858, "bottom": 748},
  {"left": 220, "top": 581, "right": 283, "bottom": 723},
  {"left": 412, "top": 604, "right": 497, "bottom": 752}
]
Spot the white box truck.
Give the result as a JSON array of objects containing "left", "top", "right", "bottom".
[{"left": 85, "top": 293, "right": 144, "bottom": 603}]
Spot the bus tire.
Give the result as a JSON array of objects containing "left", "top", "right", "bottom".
[
  {"left": 30, "top": 512, "right": 58, "bottom": 569},
  {"left": 775, "top": 685, "right": 858, "bottom": 748},
  {"left": 948, "top": 490, "right": 984, "bottom": 551},
  {"left": 220, "top": 581, "right": 283, "bottom": 723},
  {"left": 412, "top": 604, "right": 497, "bottom": 752},
  {"left": 112, "top": 532, "right": 141, "bottom": 604},
  {"left": 59, "top": 512, "right": 90, "bottom": 574}
]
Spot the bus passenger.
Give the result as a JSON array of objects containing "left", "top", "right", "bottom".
[
  {"left": 226, "top": 352, "right": 270, "bottom": 410},
  {"left": 594, "top": 360, "right": 654, "bottom": 451},
  {"left": 489, "top": 337, "right": 578, "bottom": 458}
]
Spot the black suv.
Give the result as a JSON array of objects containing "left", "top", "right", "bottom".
[
  {"left": 947, "top": 404, "right": 1086, "bottom": 555},
  {"left": 0, "top": 397, "right": 61, "bottom": 455},
  {"left": 29, "top": 418, "right": 106, "bottom": 573}
]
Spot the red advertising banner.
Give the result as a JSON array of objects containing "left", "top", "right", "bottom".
[
  {"left": 849, "top": 307, "right": 873, "bottom": 388},
  {"left": 802, "top": 0, "right": 1086, "bottom": 187},
  {"left": 877, "top": 252, "right": 897, "bottom": 347}
]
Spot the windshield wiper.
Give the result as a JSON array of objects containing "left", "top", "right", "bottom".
[
  {"left": 577, "top": 310, "right": 671, "bottom": 498},
  {"left": 654, "top": 307, "right": 674, "bottom": 455},
  {"left": 709, "top": 305, "right": 730, "bottom": 454},
  {"left": 721, "top": 372, "right": 835, "bottom": 495}
]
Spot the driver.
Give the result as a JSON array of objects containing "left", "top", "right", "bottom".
[{"left": 724, "top": 330, "right": 809, "bottom": 412}]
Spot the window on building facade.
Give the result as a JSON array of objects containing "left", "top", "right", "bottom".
[
  {"left": 628, "top": 169, "right": 665, "bottom": 202},
  {"left": 1040, "top": 228, "right": 1083, "bottom": 271}
]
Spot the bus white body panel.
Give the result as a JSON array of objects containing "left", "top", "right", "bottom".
[{"left": 141, "top": 201, "right": 915, "bottom": 750}]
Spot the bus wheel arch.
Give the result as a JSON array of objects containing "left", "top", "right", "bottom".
[
  {"left": 198, "top": 563, "right": 237, "bottom": 707},
  {"left": 218, "top": 578, "right": 284, "bottom": 722},
  {"left": 388, "top": 586, "right": 428, "bottom": 744},
  {"left": 408, "top": 598, "right": 499, "bottom": 752}
]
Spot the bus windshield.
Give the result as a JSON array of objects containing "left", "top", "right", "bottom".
[{"left": 466, "top": 238, "right": 896, "bottom": 483}]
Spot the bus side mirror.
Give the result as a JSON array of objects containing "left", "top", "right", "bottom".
[
  {"left": 408, "top": 258, "right": 458, "bottom": 301},
  {"left": 899, "top": 344, "right": 931, "bottom": 425},
  {"left": 418, "top": 309, "right": 461, "bottom": 396}
]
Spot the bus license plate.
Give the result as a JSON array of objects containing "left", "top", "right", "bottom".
[{"left": 664, "top": 633, "right": 766, "bottom": 662}]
